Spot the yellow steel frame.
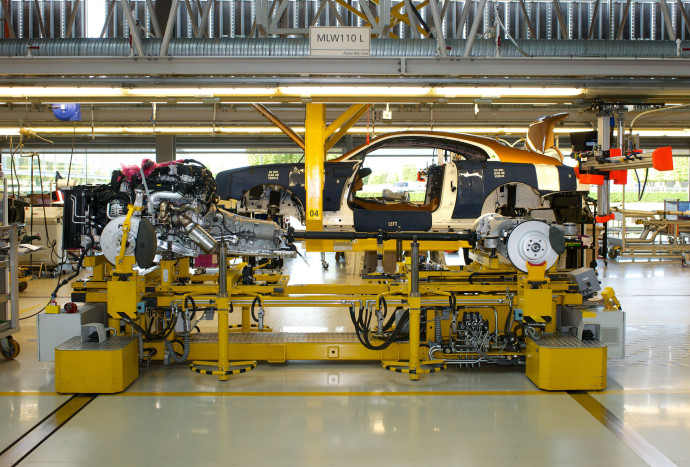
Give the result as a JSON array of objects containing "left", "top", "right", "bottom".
[
  {"left": 68, "top": 211, "right": 597, "bottom": 387},
  {"left": 71, "top": 244, "right": 592, "bottom": 385}
]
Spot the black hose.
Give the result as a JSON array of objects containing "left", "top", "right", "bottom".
[
  {"left": 251, "top": 295, "right": 261, "bottom": 323},
  {"left": 504, "top": 306, "right": 513, "bottom": 335},
  {"left": 383, "top": 307, "right": 401, "bottom": 331},
  {"left": 124, "top": 313, "right": 177, "bottom": 341},
  {"left": 184, "top": 295, "right": 197, "bottom": 322},
  {"left": 50, "top": 236, "right": 93, "bottom": 301},
  {"left": 350, "top": 303, "right": 410, "bottom": 351}
]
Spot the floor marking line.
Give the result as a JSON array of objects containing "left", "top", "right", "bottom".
[
  {"left": 0, "top": 394, "right": 97, "bottom": 466},
  {"left": 599, "top": 389, "right": 690, "bottom": 395},
  {"left": 115, "top": 390, "right": 565, "bottom": 397},
  {"left": 569, "top": 391, "right": 677, "bottom": 467},
  {"left": 19, "top": 303, "right": 43, "bottom": 315},
  {"left": 0, "top": 392, "right": 62, "bottom": 397}
]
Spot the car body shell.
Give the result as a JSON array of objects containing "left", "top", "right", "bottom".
[{"left": 216, "top": 131, "right": 578, "bottom": 232}]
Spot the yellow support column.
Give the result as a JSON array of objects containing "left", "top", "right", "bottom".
[
  {"left": 242, "top": 306, "right": 251, "bottom": 332},
  {"left": 408, "top": 295, "right": 422, "bottom": 381},
  {"left": 305, "top": 103, "right": 326, "bottom": 252},
  {"left": 217, "top": 295, "right": 230, "bottom": 381},
  {"left": 190, "top": 242, "right": 257, "bottom": 379},
  {"left": 382, "top": 239, "right": 446, "bottom": 378}
]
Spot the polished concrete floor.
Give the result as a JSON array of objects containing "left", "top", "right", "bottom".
[{"left": 1, "top": 253, "right": 689, "bottom": 466}]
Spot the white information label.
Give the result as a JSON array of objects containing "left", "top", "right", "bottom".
[{"left": 309, "top": 27, "right": 370, "bottom": 57}]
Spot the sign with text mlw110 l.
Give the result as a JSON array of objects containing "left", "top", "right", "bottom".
[{"left": 309, "top": 27, "right": 370, "bottom": 57}]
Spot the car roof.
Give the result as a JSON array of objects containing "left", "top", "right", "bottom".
[{"left": 330, "top": 131, "right": 562, "bottom": 166}]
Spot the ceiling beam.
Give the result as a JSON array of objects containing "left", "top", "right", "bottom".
[{"left": 0, "top": 56, "right": 688, "bottom": 80}]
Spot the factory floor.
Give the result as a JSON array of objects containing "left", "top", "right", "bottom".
[{"left": 1, "top": 253, "right": 689, "bottom": 466}]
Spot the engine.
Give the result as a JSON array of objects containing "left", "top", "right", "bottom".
[{"left": 62, "top": 159, "right": 292, "bottom": 266}]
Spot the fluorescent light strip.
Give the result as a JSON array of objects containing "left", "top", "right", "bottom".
[
  {"left": 0, "top": 125, "right": 602, "bottom": 136},
  {"left": 0, "top": 86, "right": 586, "bottom": 99}
]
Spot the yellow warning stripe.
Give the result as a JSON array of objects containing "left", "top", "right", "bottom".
[
  {"left": 382, "top": 362, "right": 447, "bottom": 375},
  {"left": 19, "top": 303, "right": 44, "bottom": 315}
]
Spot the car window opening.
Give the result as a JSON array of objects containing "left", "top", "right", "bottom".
[{"left": 348, "top": 148, "right": 445, "bottom": 212}]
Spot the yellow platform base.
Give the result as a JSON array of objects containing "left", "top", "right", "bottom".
[
  {"left": 526, "top": 335, "right": 607, "bottom": 391},
  {"left": 55, "top": 336, "right": 139, "bottom": 394}
]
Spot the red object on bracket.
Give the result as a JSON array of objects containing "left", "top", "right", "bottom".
[
  {"left": 652, "top": 146, "right": 673, "bottom": 171},
  {"left": 578, "top": 173, "right": 605, "bottom": 185},
  {"left": 609, "top": 148, "right": 622, "bottom": 158},
  {"left": 610, "top": 170, "right": 628, "bottom": 185},
  {"left": 595, "top": 213, "right": 615, "bottom": 223}
]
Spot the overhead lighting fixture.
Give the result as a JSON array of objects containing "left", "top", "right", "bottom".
[
  {"left": 0, "top": 86, "right": 586, "bottom": 100},
  {"left": 277, "top": 86, "right": 430, "bottom": 97},
  {"left": 0, "top": 86, "right": 122, "bottom": 97},
  {"left": 127, "top": 87, "right": 278, "bottom": 97},
  {"left": 633, "top": 129, "right": 690, "bottom": 137},
  {"left": 0, "top": 125, "right": 600, "bottom": 137},
  {"left": 438, "top": 87, "right": 585, "bottom": 98}
]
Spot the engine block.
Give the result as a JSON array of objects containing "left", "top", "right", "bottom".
[{"left": 62, "top": 159, "right": 292, "bottom": 265}]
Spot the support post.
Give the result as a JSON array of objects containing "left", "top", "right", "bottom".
[
  {"left": 552, "top": 0, "right": 568, "bottom": 39},
  {"left": 155, "top": 135, "right": 176, "bottom": 163},
  {"left": 455, "top": 0, "right": 470, "bottom": 38},
  {"left": 65, "top": 0, "right": 81, "bottom": 38},
  {"left": 253, "top": 104, "right": 305, "bottom": 150},
  {"left": 160, "top": 0, "right": 180, "bottom": 56},
  {"left": 33, "top": 0, "right": 47, "bottom": 38},
  {"left": 408, "top": 238, "right": 421, "bottom": 380},
  {"left": 304, "top": 103, "right": 326, "bottom": 251},
  {"left": 597, "top": 114, "right": 611, "bottom": 216},
  {"left": 324, "top": 104, "right": 370, "bottom": 151},
  {"left": 616, "top": 0, "right": 632, "bottom": 40},
  {"left": 184, "top": 0, "right": 200, "bottom": 37},
  {"left": 588, "top": 0, "right": 600, "bottom": 39},
  {"left": 428, "top": 0, "right": 447, "bottom": 56},
  {"left": 597, "top": 112, "right": 612, "bottom": 265},
  {"left": 145, "top": 0, "right": 162, "bottom": 37},
  {"left": 463, "top": 0, "right": 488, "bottom": 56},
  {"left": 121, "top": 0, "right": 146, "bottom": 56},
  {"left": 100, "top": 0, "right": 118, "bottom": 38},
  {"left": 379, "top": 0, "right": 391, "bottom": 37},
  {"left": 517, "top": 0, "right": 536, "bottom": 38},
  {"left": 357, "top": 0, "right": 380, "bottom": 35},
  {"left": 659, "top": 0, "right": 677, "bottom": 41},
  {"left": 310, "top": 0, "right": 330, "bottom": 27},
  {"left": 217, "top": 242, "right": 230, "bottom": 381},
  {"left": 327, "top": 0, "right": 346, "bottom": 26},
  {"left": 678, "top": 0, "right": 690, "bottom": 35},
  {"left": 268, "top": 0, "right": 290, "bottom": 32},
  {"left": 403, "top": 0, "right": 421, "bottom": 38},
  {"left": 196, "top": 0, "right": 215, "bottom": 37},
  {"left": 1, "top": 0, "right": 15, "bottom": 38}
]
